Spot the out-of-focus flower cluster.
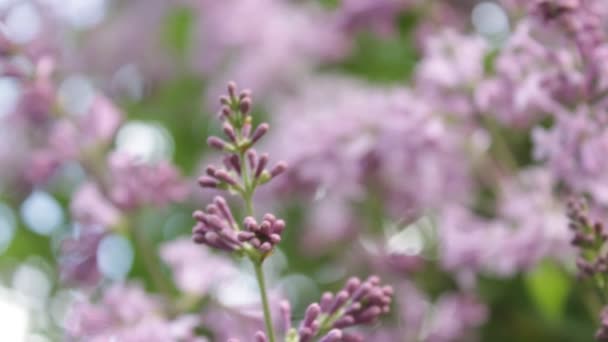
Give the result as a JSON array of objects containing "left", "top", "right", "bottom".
[{"left": 3, "top": 0, "right": 608, "bottom": 341}]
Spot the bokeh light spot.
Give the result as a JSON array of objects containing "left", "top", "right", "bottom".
[
  {"left": 97, "top": 234, "right": 134, "bottom": 280},
  {"left": 20, "top": 191, "right": 64, "bottom": 236}
]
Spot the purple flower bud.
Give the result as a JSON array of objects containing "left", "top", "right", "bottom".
[
  {"left": 229, "top": 154, "right": 242, "bottom": 175},
  {"left": 354, "top": 306, "right": 382, "bottom": 324},
  {"left": 368, "top": 275, "right": 380, "bottom": 285},
  {"left": 207, "top": 136, "right": 229, "bottom": 150},
  {"left": 299, "top": 327, "right": 313, "bottom": 342},
  {"left": 237, "top": 231, "right": 255, "bottom": 241},
  {"left": 214, "top": 196, "right": 236, "bottom": 226},
  {"left": 192, "top": 223, "right": 206, "bottom": 235},
  {"left": 270, "top": 162, "right": 288, "bottom": 178},
  {"left": 350, "top": 282, "right": 371, "bottom": 303},
  {"left": 263, "top": 213, "right": 276, "bottom": 222},
  {"left": 255, "top": 154, "right": 269, "bottom": 178},
  {"left": 223, "top": 123, "right": 238, "bottom": 143},
  {"left": 214, "top": 170, "right": 238, "bottom": 186},
  {"left": 342, "top": 333, "right": 364, "bottom": 342},
  {"left": 244, "top": 216, "right": 258, "bottom": 231},
  {"left": 250, "top": 238, "right": 261, "bottom": 248},
  {"left": 260, "top": 242, "right": 273, "bottom": 253},
  {"left": 192, "top": 233, "right": 206, "bottom": 244},
  {"left": 240, "top": 97, "right": 251, "bottom": 115},
  {"left": 280, "top": 300, "right": 292, "bottom": 333},
  {"left": 334, "top": 315, "right": 355, "bottom": 328},
  {"left": 320, "top": 292, "right": 334, "bottom": 312},
  {"left": 269, "top": 234, "right": 281, "bottom": 244},
  {"left": 198, "top": 176, "right": 219, "bottom": 188},
  {"left": 272, "top": 219, "right": 286, "bottom": 234},
  {"left": 319, "top": 329, "right": 343, "bottom": 342},
  {"left": 219, "top": 96, "right": 231, "bottom": 106},
  {"left": 205, "top": 165, "right": 217, "bottom": 177},
  {"left": 254, "top": 331, "right": 267, "bottom": 342},
  {"left": 206, "top": 215, "right": 228, "bottom": 231},
  {"left": 296, "top": 276, "right": 392, "bottom": 340},
  {"left": 260, "top": 221, "right": 272, "bottom": 235},
  {"left": 227, "top": 81, "right": 237, "bottom": 98},
  {"left": 250, "top": 123, "right": 269, "bottom": 146},
  {"left": 242, "top": 121, "right": 252, "bottom": 139},
  {"left": 193, "top": 210, "right": 206, "bottom": 222},
  {"left": 220, "top": 105, "right": 232, "bottom": 119},
  {"left": 239, "top": 89, "right": 252, "bottom": 100},
  {"left": 247, "top": 149, "right": 258, "bottom": 170},
  {"left": 302, "top": 303, "right": 321, "bottom": 329},
  {"left": 345, "top": 277, "right": 361, "bottom": 294},
  {"left": 328, "top": 290, "right": 350, "bottom": 314}
]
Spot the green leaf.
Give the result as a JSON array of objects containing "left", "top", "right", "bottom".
[
  {"left": 525, "top": 261, "right": 571, "bottom": 322},
  {"left": 318, "top": 0, "right": 340, "bottom": 9},
  {"left": 483, "top": 48, "right": 500, "bottom": 75},
  {"left": 161, "top": 6, "right": 196, "bottom": 58}
]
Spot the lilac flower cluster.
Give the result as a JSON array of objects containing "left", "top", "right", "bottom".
[
  {"left": 567, "top": 198, "right": 608, "bottom": 340},
  {"left": 193, "top": 82, "right": 393, "bottom": 341},
  {"left": 566, "top": 199, "right": 608, "bottom": 278},
  {"left": 66, "top": 283, "right": 205, "bottom": 342},
  {"left": 287, "top": 276, "right": 393, "bottom": 342},
  {"left": 192, "top": 197, "right": 286, "bottom": 255},
  {"left": 192, "top": 82, "right": 287, "bottom": 259}
]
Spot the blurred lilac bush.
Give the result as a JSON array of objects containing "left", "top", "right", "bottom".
[{"left": 1, "top": 0, "right": 608, "bottom": 341}]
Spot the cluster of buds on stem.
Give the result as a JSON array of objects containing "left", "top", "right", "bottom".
[
  {"left": 193, "top": 83, "right": 393, "bottom": 341},
  {"left": 566, "top": 198, "right": 608, "bottom": 341},
  {"left": 192, "top": 197, "right": 286, "bottom": 258},
  {"left": 281, "top": 276, "right": 393, "bottom": 342},
  {"left": 567, "top": 198, "right": 608, "bottom": 278},
  {"left": 193, "top": 82, "right": 288, "bottom": 258},
  {"left": 198, "top": 82, "right": 287, "bottom": 194},
  {"left": 533, "top": 0, "right": 604, "bottom": 72},
  {"left": 239, "top": 214, "right": 285, "bottom": 255},
  {"left": 597, "top": 308, "right": 608, "bottom": 341}
]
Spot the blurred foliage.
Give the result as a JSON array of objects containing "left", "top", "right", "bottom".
[
  {"left": 161, "top": 6, "right": 196, "bottom": 61},
  {"left": 322, "top": 12, "right": 419, "bottom": 83},
  {"left": 525, "top": 261, "right": 571, "bottom": 322}
]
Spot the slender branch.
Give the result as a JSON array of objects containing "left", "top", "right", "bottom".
[
  {"left": 254, "top": 261, "right": 277, "bottom": 342},
  {"left": 132, "top": 222, "right": 173, "bottom": 297},
  {"left": 240, "top": 149, "right": 276, "bottom": 342}
]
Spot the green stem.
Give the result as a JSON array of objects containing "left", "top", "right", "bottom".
[
  {"left": 254, "top": 261, "right": 276, "bottom": 342},
  {"left": 479, "top": 114, "right": 518, "bottom": 171},
  {"left": 238, "top": 148, "right": 276, "bottom": 341},
  {"left": 132, "top": 223, "right": 173, "bottom": 297},
  {"left": 245, "top": 194, "right": 255, "bottom": 217}
]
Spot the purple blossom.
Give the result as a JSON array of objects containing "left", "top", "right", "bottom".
[
  {"left": 65, "top": 283, "right": 203, "bottom": 342},
  {"left": 475, "top": 21, "right": 571, "bottom": 127},
  {"left": 566, "top": 198, "right": 608, "bottom": 277},
  {"left": 423, "top": 293, "right": 488, "bottom": 342},
  {"left": 108, "top": 152, "right": 189, "bottom": 210},
  {"left": 192, "top": 196, "right": 286, "bottom": 255},
  {"left": 378, "top": 283, "right": 487, "bottom": 342},
  {"left": 263, "top": 77, "right": 471, "bottom": 251},
  {"left": 160, "top": 238, "right": 237, "bottom": 296},
  {"left": 193, "top": 0, "right": 348, "bottom": 101},
  {"left": 58, "top": 226, "right": 105, "bottom": 286},
  {"left": 192, "top": 82, "right": 287, "bottom": 257},
  {"left": 597, "top": 307, "right": 608, "bottom": 341},
  {"left": 440, "top": 168, "right": 571, "bottom": 276},
  {"left": 286, "top": 276, "right": 393, "bottom": 341},
  {"left": 533, "top": 106, "right": 608, "bottom": 204},
  {"left": 70, "top": 182, "right": 122, "bottom": 228},
  {"left": 335, "top": 0, "right": 407, "bottom": 37}
]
